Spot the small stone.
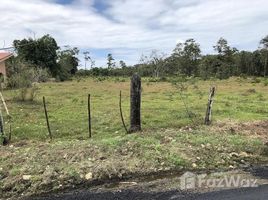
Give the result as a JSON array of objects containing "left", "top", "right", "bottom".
[
  {"left": 230, "top": 152, "right": 239, "bottom": 157},
  {"left": 22, "top": 175, "right": 32, "bottom": 180},
  {"left": 85, "top": 172, "right": 93, "bottom": 180},
  {"left": 239, "top": 152, "right": 249, "bottom": 157}
]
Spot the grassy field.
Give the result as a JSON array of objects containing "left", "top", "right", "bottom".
[
  {"left": 1, "top": 76, "right": 268, "bottom": 198},
  {"left": 2, "top": 76, "right": 268, "bottom": 141}
]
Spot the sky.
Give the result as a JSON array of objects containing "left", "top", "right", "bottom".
[{"left": 0, "top": 0, "right": 268, "bottom": 68}]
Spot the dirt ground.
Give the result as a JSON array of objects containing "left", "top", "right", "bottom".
[{"left": 0, "top": 120, "right": 267, "bottom": 199}]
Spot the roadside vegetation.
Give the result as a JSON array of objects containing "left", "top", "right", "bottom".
[
  {"left": 0, "top": 77, "right": 268, "bottom": 198},
  {"left": 0, "top": 34, "right": 268, "bottom": 198}
]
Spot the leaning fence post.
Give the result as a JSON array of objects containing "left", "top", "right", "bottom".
[
  {"left": 129, "top": 73, "right": 141, "bottom": 133},
  {"left": 204, "top": 86, "right": 216, "bottom": 125},
  {"left": 43, "top": 96, "right": 52, "bottom": 140},
  {"left": 119, "top": 91, "right": 128, "bottom": 134},
  {"left": 88, "top": 94, "right": 92, "bottom": 138},
  {"left": 0, "top": 92, "right": 11, "bottom": 144}
]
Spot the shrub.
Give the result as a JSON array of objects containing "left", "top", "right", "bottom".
[
  {"left": 18, "top": 83, "right": 39, "bottom": 101},
  {"left": 251, "top": 77, "right": 261, "bottom": 83},
  {"left": 6, "top": 61, "right": 44, "bottom": 101},
  {"left": 263, "top": 79, "right": 268, "bottom": 86},
  {"left": 35, "top": 68, "right": 51, "bottom": 82}
]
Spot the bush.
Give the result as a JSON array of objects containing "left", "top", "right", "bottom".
[
  {"left": 263, "top": 79, "right": 268, "bottom": 86},
  {"left": 35, "top": 68, "right": 50, "bottom": 82},
  {"left": 18, "top": 83, "right": 39, "bottom": 101},
  {"left": 6, "top": 61, "right": 45, "bottom": 101},
  {"left": 7, "top": 67, "right": 35, "bottom": 89},
  {"left": 251, "top": 77, "right": 261, "bottom": 83}
]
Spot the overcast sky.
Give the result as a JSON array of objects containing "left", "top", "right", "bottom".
[{"left": 0, "top": 0, "right": 267, "bottom": 67}]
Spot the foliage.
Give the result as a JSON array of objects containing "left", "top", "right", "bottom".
[
  {"left": 14, "top": 35, "right": 60, "bottom": 77},
  {"left": 10, "top": 34, "right": 268, "bottom": 80},
  {"left": 107, "top": 53, "right": 115, "bottom": 69},
  {"left": 13, "top": 35, "right": 79, "bottom": 81},
  {"left": 58, "top": 46, "right": 79, "bottom": 75},
  {"left": 172, "top": 39, "right": 201, "bottom": 76},
  {"left": 119, "top": 60, "right": 127, "bottom": 68},
  {"left": 84, "top": 36, "right": 268, "bottom": 80},
  {"left": 57, "top": 46, "right": 80, "bottom": 81},
  {"left": 2, "top": 77, "right": 268, "bottom": 141},
  {"left": 6, "top": 59, "right": 44, "bottom": 101}
]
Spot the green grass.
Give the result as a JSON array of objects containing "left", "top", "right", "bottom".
[
  {"left": 2, "top": 76, "right": 268, "bottom": 141},
  {"left": 1, "top": 76, "right": 268, "bottom": 198}
]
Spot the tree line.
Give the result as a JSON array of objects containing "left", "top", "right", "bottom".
[
  {"left": 7, "top": 34, "right": 268, "bottom": 82},
  {"left": 102, "top": 36, "right": 268, "bottom": 79}
]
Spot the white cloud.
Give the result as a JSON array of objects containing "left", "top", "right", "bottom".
[{"left": 0, "top": 0, "right": 267, "bottom": 66}]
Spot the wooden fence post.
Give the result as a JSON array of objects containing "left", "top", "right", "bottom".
[
  {"left": 205, "top": 86, "right": 216, "bottom": 125},
  {"left": 129, "top": 74, "right": 141, "bottom": 133},
  {"left": 88, "top": 94, "right": 92, "bottom": 138},
  {"left": 43, "top": 96, "right": 52, "bottom": 140},
  {"left": 0, "top": 92, "right": 11, "bottom": 144}
]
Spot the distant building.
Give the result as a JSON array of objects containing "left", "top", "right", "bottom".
[{"left": 0, "top": 52, "right": 13, "bottom": 80}]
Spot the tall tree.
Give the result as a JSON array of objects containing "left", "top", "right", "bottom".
[
  {"left": 58, "top": 46, "right": 79, "bottom": 75},
  {"left": 260, "top": 35, "right": 268, "bottom": 77},
  {"left": 213, "top": 38, "right": 238, "bottom": 79},
  {"left": 107, "top": 53, "right": 115, "bottom": 69},
  {"left": 14, "top": 34, "right": 59, "bottom": 77},
  {"left": 148, "top": 50, "right": 167, "bottom": 77},
  {"left": 172, "top": 39, "right": 201, "bottom": 76},
  {"left": 83, "top": 51, "right": 91, "bottom": 70},
  {"left": 119, "top": 60, "right": 127, "bottom": 68}
]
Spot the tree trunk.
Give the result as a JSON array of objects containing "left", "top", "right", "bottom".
[{"left": 129, "top": 74, "right": 141, "bottom": 133}]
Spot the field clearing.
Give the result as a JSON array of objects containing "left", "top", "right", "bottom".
[
  {"left": 2, "top": 76, "right": 268, "bottom": 141},
  {"left": 1, "top": 76, "right": 268, "bottom": 198}
]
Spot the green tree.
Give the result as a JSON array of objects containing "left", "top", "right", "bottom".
[
  {"left": 260, "top": 35, "right": 268, "bottom": 77},
  {"left": 213, "top": 38, "right": 238, "bottom": 79},
  {"left": 199, "top": 55, "right": 219, "bottom": 79},
  {"left": 172, "top": 39, "right": 201, "bottom": 76},
  {"left": 83, "top": 51, "right": 91, "bottom": 70},
  {"left": 119, "top": 60, "right": 127, "bottom": 68},
  {"left": 107, "top": 53, "right": 115, "bottom": 69},
  {"left": 58, "top": 46, "right": 79, "bottom": 75},
  {"left": 14, "top": 34, "right": 60, "bottom": 77}
]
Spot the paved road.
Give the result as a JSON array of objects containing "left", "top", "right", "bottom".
[
  {"left": 30, "top": 184, "right": 268, "bottom": 200},
  {"left": 28, "top": 166, "right": 268, "bottom": 200}
]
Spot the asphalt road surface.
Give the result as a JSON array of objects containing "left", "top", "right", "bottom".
[
  {"left": 28, "top": 166, "right": 268, "bottom": 200},
  {"left": 28, "top": 184, "right": 267, "bottom": 200}
]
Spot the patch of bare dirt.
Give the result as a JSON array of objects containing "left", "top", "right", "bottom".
[{"left": 213, "top": 120, "right": 268, "bottom": 141}]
